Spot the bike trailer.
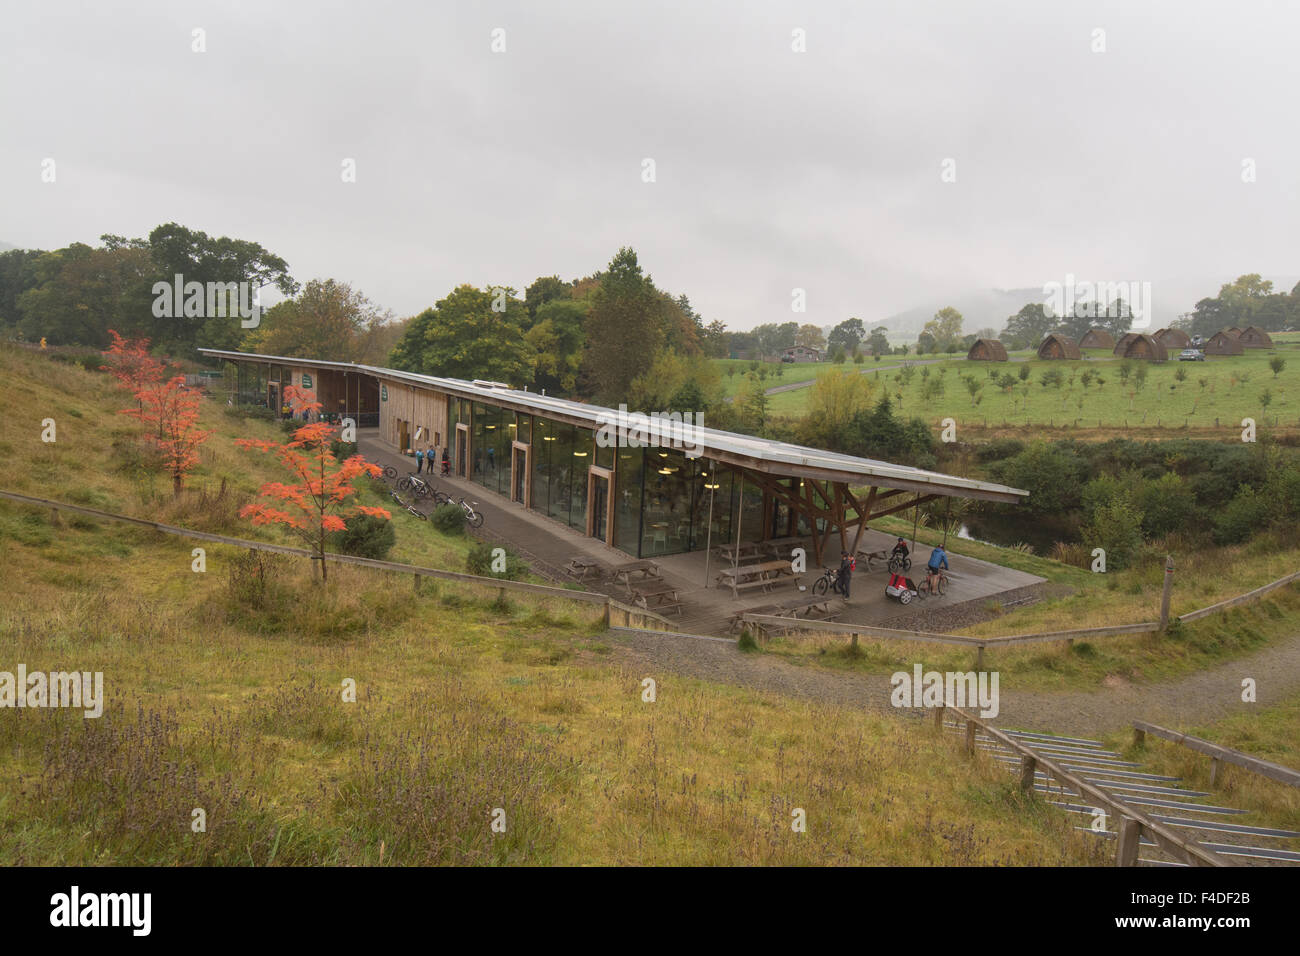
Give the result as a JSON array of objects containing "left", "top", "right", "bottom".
[{"left": 885, "top": 572, "right": 919, "bottom": 604}]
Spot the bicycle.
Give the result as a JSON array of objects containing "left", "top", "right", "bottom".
[
  {"left": 887, "top": 553, "right": 912, "bottom": 573},
  {"left": 458, "top": 497, "right": 484, "bottom": 529},
  {"left": 381, "top": 464, "right": 398, "bottom": 480},
  {"left": 811, "top": 567, "right": 842, "bottom": 597},
  {"left": 389, "top": 488, "right": 426, "bottom": 520},
  {"left": 920, "top": 567, "right": 948, "bottom": 597}
]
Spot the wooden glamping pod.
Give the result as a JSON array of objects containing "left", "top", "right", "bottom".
[
  {"left": 1238, "top": 326, "right": 1274, "bottom": 349},
  {"left": 1078, "top": 328, "right": 1115, "bottom": 349},
  {"left": 967, "top": 338, "right": 1009, "bottom": 361},
  {"left": 1203, "top": 330, "right": 1244, "bottom": 356},
  {"left": 1037, "top": 333, "right": 1081, "bottom": 360},
  {"left": 1153, "top": 327, "right": 1191, "bottom": 350},
  {"left": 1117, "top": 334, "right": 1168, "bottom": 362},
  {"left": 1112, "top": 332, "right": 1140, "bottom": 356}
]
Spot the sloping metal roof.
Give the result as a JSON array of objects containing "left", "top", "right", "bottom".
[{"left": 199, "top": 348, "right": 1029, "bottom": 503}]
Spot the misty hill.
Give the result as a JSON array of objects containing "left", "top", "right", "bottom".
[{"left": 876, "top": 276, "right": 1299, "bottom": 338}]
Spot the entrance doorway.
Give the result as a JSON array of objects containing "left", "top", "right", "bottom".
[
  {"left": 587, "top": 468, "right": 612, "bottom": 543},
  {"left": 455, "top": 423, "right": 469, "bottom": 477},
  {"left": 511, "top": 443, "right": 529, "bottom": 506},
  {"left": 397, "top": 420, "right": 409, "bottom": 454}
]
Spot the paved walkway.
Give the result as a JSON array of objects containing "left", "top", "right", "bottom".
[{"left": 605, "top": 626, "right": 1300, "bottom": 737}]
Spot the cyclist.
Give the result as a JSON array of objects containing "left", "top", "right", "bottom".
[
  {"left": 924, "top": 545, "right": 949, "bottom": 594},
  {"left": 415, "top": 448, "right": 425, "bottom": 474},
  {"left": 891, "top": 537, "right": 910, "bottom": 562}
]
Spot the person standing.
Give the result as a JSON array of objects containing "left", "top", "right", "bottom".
[
  {"left": 415, "top": 448, "right": 424, "bottom": 473},
  {"left": 441, "top": 447, "right": 451, "bottom": 476},
  {"left": 837, "top": 550, "right": 854, "bottom": 601}
]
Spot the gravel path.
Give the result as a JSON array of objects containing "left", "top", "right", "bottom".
[{"left": 605, "top": 626, "right": 1300, "bottom": 737}]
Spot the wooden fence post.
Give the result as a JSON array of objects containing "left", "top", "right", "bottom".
[
  {"left": 964, "top": 719, "right": 977, "bottom": 756},
  {"left": 1115, "top": 816, "right": 1141, "bottom": 866},
  {"left": 1133, "top": 726, "right": 1145, "bottom": 747},
  {"left": 933, "top": 705, "right": 945, "bottom": 730},
  {"left": 975, "top": 645, "right": 985, "bottom": 670},
  {"left": 1159, "top": 555, "right": 1175, "bottom": 632},
  {"left": 1019, "top": 755, "right": 1037, "bottom": 791},
  {"left": 1210, "top": 757, "right": 1224, "bottom": 788}
]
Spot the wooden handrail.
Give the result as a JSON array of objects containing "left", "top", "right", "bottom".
[
  {"left": 946, "top": 706, "right": 1228, "bottom": 867},
  {"left": 1134, "top": 720, "right": 1300, "bottom": 789}
]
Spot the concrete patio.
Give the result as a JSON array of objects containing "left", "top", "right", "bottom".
[{"left": 358, "top": 431, "right": 1045, "bottom": 637}]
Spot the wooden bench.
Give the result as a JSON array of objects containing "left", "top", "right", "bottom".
[
  {"left": 856, "top": 549, "right": 889, "bottom": 572},
  {"left": 611, "top": 560, "right": 663, "bottom": 592},
  {"left": 631, "top": 582, "right": 684, "bottom": 616},
  {"left": 716, "top": 559, "right": 797, "bottom": 600},
  {"left": 717, "top": 542, "right": 763, "bottom": 563},
  {"left": 729, "top": 603, "right": 783, "bottom": 633},
  {"left": 763, "top": 537, "right": 808, "bottom": 560},
  {"left": 563, "top": 557, "right": 606, "bottom": 581}
]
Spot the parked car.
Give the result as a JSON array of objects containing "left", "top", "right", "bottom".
[
  {"left": 1179, "top": 348, "right": 1205, "bottom": 362},
  {"left": 780, "top": 355, "right": 795, "bottom": 363}
]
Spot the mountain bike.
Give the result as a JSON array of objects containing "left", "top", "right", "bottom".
[
  {"left": 458, "top": 497, "right": 484, "bottom": 529},
  {"left": 397, "top": 473, "right": 434, "bottom": 499},
  {"left": 920, "top": 567, "right": 948, "bottom": 597},
  {"left": 887, "top": 553, "right": 912, "bottom": 573},
  {"left": 389, "top": 489, "right": 425, "bottom": 520},
  {"left": 381, "top": 464, "right": 398, "bottom": 480},
  {"left": 811, "top": 567, "right": 842, "bottom": 597}
]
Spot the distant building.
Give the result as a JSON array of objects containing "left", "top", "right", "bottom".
[
  {"left": 781, "top": 346, "right": 823, "bottom": 362},
  {"left": 967, "top": 338, "right": 1008, "bottom": 361},
  {"left": 1037, "top": 333, "right": 1081, "bottom": 360},
  {"left": 1238, "top": 326, "right": 1274, "bottom": 349},
  {"left": 1116, "top": 334, "right": 1168, "bottom": 362},
  {"left": 1078, "top": 328, "right": 1115, "bottom": 349},
  {"left": 1204, "top": 331, "right": 1244, "bottom": 356},
  {"left": 1112, "top": 332, "right": 1141, "bottom": 356},
  {"left": 1153, "top": 327, "right": 1191, "bottom": 350}
]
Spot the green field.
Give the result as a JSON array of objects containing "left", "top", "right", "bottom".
[{"left": 747, "top": 339, "right": 1300, "bottom": 429}]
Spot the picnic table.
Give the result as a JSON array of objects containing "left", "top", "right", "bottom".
[
  {"left": 727, "top": 595, "right": 840, "bottom": 635},
  {"left": 762, "top": 537, "right": 807, "bottom": 560},
  {"left": 611, "top": 559, "right": 663, "bottom": 591},
  {"left": 715, "top": 559, "right": 798, "bottom": 600},
  {"left": 855, "top": 548, "right": 889, "bottom": 572},
  {"left": 717, "top": 542, "right": 764, "bottom": 563},
  {"left": 631, "top": 581, "right": 684, "bottom": 615},
  {"left": 563, "top": 557, "right": 606, "bottom": 581}
]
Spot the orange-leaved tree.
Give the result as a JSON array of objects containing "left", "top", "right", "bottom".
[
  {"left": 101, "top": 329, "right": 166, "bottom": 426},
  {"left": 103, "top": 330, "right": 210, "bottom": 494},
  {"left": 236, "top": 384, "right": 390, "bottom": 581},
  {"left": 120, "top": 374, "right": 212, "bottom": 496}
]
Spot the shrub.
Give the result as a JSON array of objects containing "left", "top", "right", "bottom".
[
  {"left": 329, "top": 439, "right": 358, "bottom": 460},
  {"left": 328, "top": 511, "right": 396, "bottom": 560},
  {"left": 1082, "top": 493, "right": 1144, "bottom": 570},
  {"left": 1213, "top": 485, "right": 1271, "bottom": 545},
  {"left": 465, "top": 542, "right": 527, "bottom": 580},
  {"left": 431, "top": 502, "right": 466, "bottom": 535},
  {"left": 737, "top": 629, "right": 759, "bottom": 652}
]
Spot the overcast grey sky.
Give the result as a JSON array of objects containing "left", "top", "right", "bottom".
[{"left": 2, "top": 0, "right": 1297, "bottom": 330}]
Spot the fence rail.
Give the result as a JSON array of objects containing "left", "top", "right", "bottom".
[
  {"left": 942, "top": 705, "right": 1228, "bottom": 867},
  {"left": 1134, "top": 720, "right": 1300, "bottom": 789},
  {"left": 741, "top": 559, "right": 1300, "bottom": 665}
]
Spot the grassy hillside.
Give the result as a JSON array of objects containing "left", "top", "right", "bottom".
[{"left": 0, "top": 349, "right": 1106, "bottom": 865}]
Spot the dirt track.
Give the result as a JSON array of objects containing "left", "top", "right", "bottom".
[{"left": 604, "top": 627, "right": 1300, "bottom": 736}]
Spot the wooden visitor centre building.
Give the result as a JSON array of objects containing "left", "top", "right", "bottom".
[{"left": 201, "top": 349, "right": 1028, "bottom": 565}]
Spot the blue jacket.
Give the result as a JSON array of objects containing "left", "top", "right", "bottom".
[{"left": 928, "top": 548, "right": 949, "bottom": 570}]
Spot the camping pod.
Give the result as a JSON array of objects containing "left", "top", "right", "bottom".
[
  {"left": 967, "top": 338, "right": 1009, "bottom": 361},
  {"left": 1078, "top": 328, "right": 1115, "bottom": 349},
  {"left": 1037, "top": 333, "right": 1081, "bottom": 360}
]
